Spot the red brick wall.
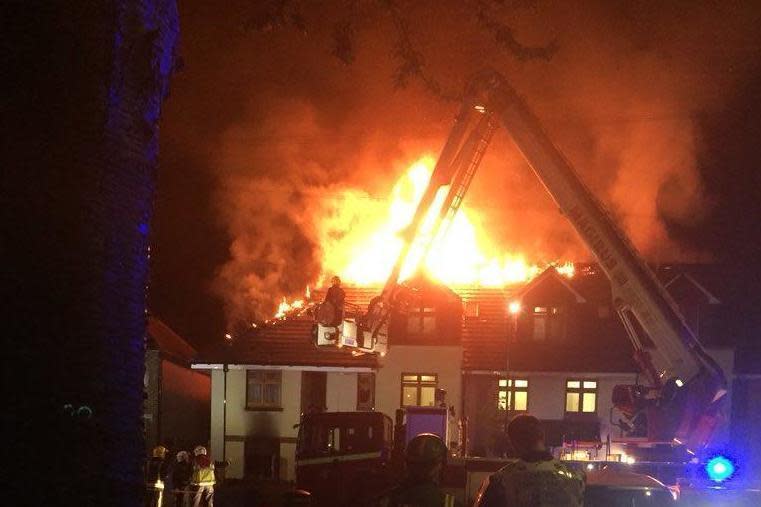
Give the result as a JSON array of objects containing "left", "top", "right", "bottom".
[{"left": 159, "top": 360, "right": 211, "bottom": 450}]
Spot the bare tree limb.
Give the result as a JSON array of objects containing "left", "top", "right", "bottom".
[
  {"left": 474, "top": 0, "right": 557, "bottom": 61},
  {"left": 243, "top": 0, "right": 555, "bottom": 96}
]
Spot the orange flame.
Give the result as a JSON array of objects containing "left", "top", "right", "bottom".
[
  {"left": 274, "top": 297, "right": 305, "bottom": 320},
  {"left": 318, "top": 156, "right": 572, "bottom": 287}
]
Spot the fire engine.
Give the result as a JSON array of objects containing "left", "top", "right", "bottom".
[{"left": 305, "top": 71, "right": 731, "bottom": 503}]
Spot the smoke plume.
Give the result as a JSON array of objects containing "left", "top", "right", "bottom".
[{"left": 211, "top": 0, "right": 761, "bottom": 326}]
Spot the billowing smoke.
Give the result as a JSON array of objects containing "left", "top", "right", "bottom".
[{"left": 211, "top": 1, "right": 761, "bottom": 326}]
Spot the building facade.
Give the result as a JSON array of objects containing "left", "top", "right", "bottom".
[
  {"left": 195, "top": 264, "right": 743, "bottom": 480},
  {"left": 194, "top": 319, "right": 378, "bottom": 481}
]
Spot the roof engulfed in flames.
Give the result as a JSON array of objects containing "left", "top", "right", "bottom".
[
  {"left": 272, "top": 156, "right": 574, "bottom": 320},
  {"left": 319, "top": 155, "right": 573, "bottom": 287}
]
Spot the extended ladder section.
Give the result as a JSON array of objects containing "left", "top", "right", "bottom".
[
  {"left": 362, "top": 102, "right": 497, "bottom": 345},
  {"left": 473, "top": 71, "right": 725, "bottom": 449},
  {"left": 433, "top": 114, "right": 497, "bottom": 250}
]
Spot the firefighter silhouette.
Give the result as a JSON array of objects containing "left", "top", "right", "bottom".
[{"left": 321, "top": 276, "right": 345, "bottom": 327}]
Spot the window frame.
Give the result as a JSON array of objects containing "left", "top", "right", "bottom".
[
  {"left": 400, "top": 372, "right": 438, "bottom": 407},
  {"left": 246, "top": 370, "right": 283, "bottom": 411},
  {"left": 498, "top": 377, "right": 529, "bottom": 412},
  {"left": 406, "top": 305, "right": 437, "bottom": 336},
  {"left": 531, "top": 305, "right": 565, "bottom": 341},
  {"left": 564, "top": 378, "right": 598, "bottom": 414}
]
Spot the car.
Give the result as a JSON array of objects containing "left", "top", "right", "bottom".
[{"left": 585, "top": 468, "right": 676, "bottom": 506}]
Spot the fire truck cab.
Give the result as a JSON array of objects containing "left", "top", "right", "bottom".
[
  {"left": 295, "top": 411, "right": 394, "bottom": 505},
  {"left": 295, "top": 408, "right": 458, "bottom": 506}
]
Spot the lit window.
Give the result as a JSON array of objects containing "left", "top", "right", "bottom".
[
  {"left": 401, "top": 373, "right": 438, "bottom": 407},
  {"left": 246, "top": 370, "right": 282, "bottom": 409},
  {"left": 565, "top": 379, "right": 597, "bottom": 414},
  {"left": 498, "top": 378, "right": 529, "bottom": 412},
  {"left": 407, "top": 306, "right": 436, "bottom": 335}
]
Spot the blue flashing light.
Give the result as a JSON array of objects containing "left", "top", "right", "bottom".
[{"left": 705, "top": 455, "right": 735, "bottom": 482}]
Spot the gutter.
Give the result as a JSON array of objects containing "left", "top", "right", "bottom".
[{"left": 192, "top": 364, "right": 375, "bottom": 373}]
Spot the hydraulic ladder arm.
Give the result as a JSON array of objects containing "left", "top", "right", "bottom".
[{"left": 472, "top": 71, "right": 726, "bottom": 449}]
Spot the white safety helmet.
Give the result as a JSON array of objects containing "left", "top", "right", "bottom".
[
  {"left": 176, "top": 451, "right": 189, "bottom": 462},
  {"left": 193, "top": 445, "right": 207, "bottom": 456}
]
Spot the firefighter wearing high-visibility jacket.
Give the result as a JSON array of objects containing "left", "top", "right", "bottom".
[
  {"left": 191, "top": 446, "right": 215, "bottom": 507},
  {"left": 378, "top": 433, "right": 461, "bottom": 507},
  {"left": 145, "top": 445, "right": 169, "bottom": 507},
  {"left": 474, "top": 415, "right": 584, "bottom": 507}
]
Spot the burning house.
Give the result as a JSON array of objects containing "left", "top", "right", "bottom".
[{"left": 194, "top": 150, "right": 747, "bottom": 480}]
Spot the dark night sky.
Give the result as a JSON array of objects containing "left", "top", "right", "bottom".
[{"left": 150, "top": 1, "right": 761, "bottom": 350}]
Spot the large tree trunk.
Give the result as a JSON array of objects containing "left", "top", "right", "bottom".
[{"left": 4, "top": 1, "right": 178, "bottom": 504}]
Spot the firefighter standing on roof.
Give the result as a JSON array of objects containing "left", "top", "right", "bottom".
[
  {"left": 324, "top": 275, "right": 345, "bottom": 326},
  {"left": 474, "top": 415, "right": 584, "bottom": 507},
  {"left": 377, "top": 433, "right": 461, "bottom": 507}
]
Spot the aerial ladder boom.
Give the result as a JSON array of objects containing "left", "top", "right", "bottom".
[
  {"left": 472, "top": 71, "right": 726, "bottom": 449},
  {"left": 363, "top": 105, "right": 498, "bottom": 339}
]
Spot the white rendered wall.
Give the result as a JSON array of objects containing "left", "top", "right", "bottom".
[{"left": 375, "top": 345, "right": 463, "bottom": 425}]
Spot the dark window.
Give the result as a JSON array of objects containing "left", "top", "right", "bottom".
[
  {"left": 565, "top": 379, "right": 597, "bottom": 414},
  {"left": 498, "top": 378, "right": 529, "bottom": 412},
  {"left": 532, "top": 306, "right": 565, "bottom": 341},
  {"left": 407, "top": 306, "right": 436, "bottom": 335},
  {"left": 401, "top": 373, "right": 437, "bottom": 407},
  {"left": 247, "top": 370, "right": 282, "bottom": 410},
  {"left": 356, "top": 372, "right": 375, "bottom": 411},
  {"left": 300, "top": 371, "right": 326, "bottom": 414}
]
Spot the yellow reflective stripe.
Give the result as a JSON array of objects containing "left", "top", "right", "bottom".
[
  {"left": 193, "top": 481, "right": 215, "bottom": 486},
  {"left": 445, "top": 494, "right": 455, "bottom": 507}
]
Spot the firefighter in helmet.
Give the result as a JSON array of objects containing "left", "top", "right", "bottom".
[
  {"left": 191, "top": 445, "right": 215, "bottom": 507},
  {"left": 378, "top": 433, "right": 460, "bottom": 507},
  {"left": 474, "top": 415, "right": 584, "bottom": 507},
  {"left": 145, "top": 445, "right": 169, "bottom": 507}
]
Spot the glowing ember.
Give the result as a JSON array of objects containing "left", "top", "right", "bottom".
[{"left": 319, "top": 156, "right": 572, "bottom": 287}]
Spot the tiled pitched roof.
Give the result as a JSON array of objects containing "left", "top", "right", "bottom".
[
  {"left": 197, "top": 317, "right": 378, "bottom": 368},
  {"left": 459, "top": 270, "right": 637, "bottom": 373},
  {"left": 196, "top": 264, "right": 736, "bottom": 374},
  {"left": 147, "top": 317, "right": 197, "bottom": 364},
  {"left": 459, "top": 287, "right": 512, "bottom": 371}
]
